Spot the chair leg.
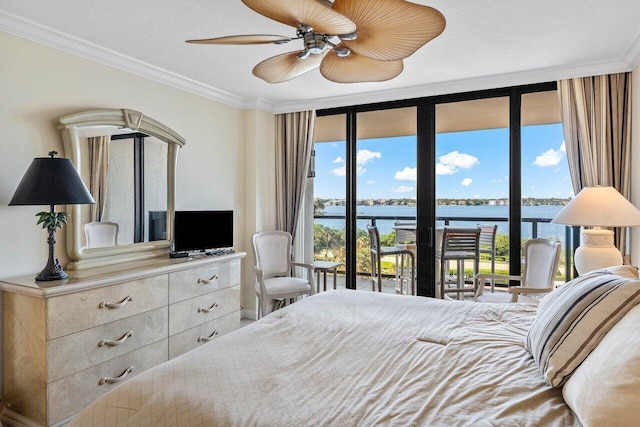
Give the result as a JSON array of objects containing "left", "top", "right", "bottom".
[{"left": 490, "top": 255, "right": 496, "bottom": 293}]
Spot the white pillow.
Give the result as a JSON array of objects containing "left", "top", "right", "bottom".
[
  {"left": 563, "top": 303, "right": 640, "bottom": 426},
  {"left": 600, "top": 264, "right": 639, "bottom": 279},
  {"left": 525, "top": 269, "right": 640, "bottom": 387}
]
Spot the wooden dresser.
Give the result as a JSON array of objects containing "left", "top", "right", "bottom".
[{"left": 0, "top": 252, "right": 245, "bottom": 426}]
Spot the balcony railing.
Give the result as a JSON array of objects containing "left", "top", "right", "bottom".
[{"left": 314, "top": 214, "right": 577, "bottom": 283}]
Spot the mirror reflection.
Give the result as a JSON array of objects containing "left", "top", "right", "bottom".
[{"left": 78, "top": 131, "right": 168, "bottom": 248}]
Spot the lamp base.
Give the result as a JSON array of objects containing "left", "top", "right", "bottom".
[
  {"left": 35, "top": 266, "right": 68, "bottom": 281},
  {"left": 574, "top": 229, "right": 623, "bottom": 276},
  {"left": 36, "top": 227, "right": 68, "bottom": 281}
]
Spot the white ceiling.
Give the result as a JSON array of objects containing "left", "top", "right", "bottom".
[{"left": 2, "top": 0, "right": 640, "bottom": 113}]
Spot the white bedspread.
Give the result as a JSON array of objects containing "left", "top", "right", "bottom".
[{"left": 71, "top": 291, "right": 579, "bottom": 426}]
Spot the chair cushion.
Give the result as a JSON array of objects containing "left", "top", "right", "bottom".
[
  {"left": 524, "top": 269, "right": 640, "bottom": 387},
  {"left": 562, "top": 303, "right": 640, "bottom": 426},
  {"left": 264, "top": 277, "right": 311, "bottom": 296}
]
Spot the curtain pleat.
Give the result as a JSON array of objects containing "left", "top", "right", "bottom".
[
  {"left": 88, "top": 135, "right": 110, "bottom": 222},
  {"left": 275, "top": 111, "right": 316, "bottom": 241},
  {"left": 558, "top": 72, "right": 632, "bottom": 254}
]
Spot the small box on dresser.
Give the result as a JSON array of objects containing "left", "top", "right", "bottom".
[{"left": 0, "top": 252, "right": 245, "bottom": 426}]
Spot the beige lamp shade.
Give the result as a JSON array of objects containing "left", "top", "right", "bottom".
[
  {"left": 551, "top": 186, "right": 640, "bottom": 227},
  {"left": 551, "top": 186, "right": 640, "bottom": 275}
]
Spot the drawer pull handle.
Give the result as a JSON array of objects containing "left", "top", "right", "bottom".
[
  {"left": 197, "top": 302, "right": 219, "bottom": 313},
  {"left": 197, "top": 274, "right": 218, "bottom": 284},
  {"left": 99, "top": 366, "right": 134, "bottom": 385},
  {"left": 198, "top": 330, "right": 219, "bottom": 342},
  {"left": 99, "top": 295, "right": 133, "bottom": 309},
  {"left": 98, "top": 331, "right": 134, "bottom": 347}
]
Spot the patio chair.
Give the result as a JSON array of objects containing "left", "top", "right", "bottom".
[
  {"left": 393, "top": 220, "right": 417, "bottom": 292},
  {"left": 436, "top": 227, "right": 481, "bottom": 299},
  {"left": 367, "top": 225, "right": 415, "bottom": 295},
  {"left": 474, "top": 238, "right": 561, "bottom": 303},
  {"left": 252, "top": 230, "right": 315, "bottom": 319},
  {"left": 477, "top": 224, "right": 498, "bottom": 288}
]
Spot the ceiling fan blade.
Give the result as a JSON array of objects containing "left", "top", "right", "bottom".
[
  {"left": 332, "top": 0, "right": 445, "bottom": 61},
  {"left": 186, "top": 35, "right": 292, "bottom": 45},
  {"left": 242, "top": 0, "right": 356, "bottom": 35},
  {"left": 253, "top": 51, "right": 323, "bottom": 83},
  {"left": 320, "top": 49, "right": 403, "bottom": 83}
]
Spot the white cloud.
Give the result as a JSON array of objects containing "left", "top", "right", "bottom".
[
  {"left": 333, "top": 156, "right": 344, "bottom": 164},
  {"left": 436, "top": 163, "right": 457, "bottom": 175},
  {"left": 366, "top": 180, "right": 375, "bottom": 184},
  {"left": 461, "top": 178, "right": 473, "bottom": 186},
  {"left": 357, "top": 149, "right": 381, "bottom": 165},
  {"left": 395, "top": 166, "right": 416, "bottom": 181},
  {"left": 392, "top": 185, "right": 414, "bottom": 193},
  {"left": 473, "top": 194, "right": 480, "bottom": 198},
  {"left": 436, "top": 151, "right": 479, "bottom": 175},
  {"left": 534, "top": 142, "right": 566, "bottom": 167},
  {"left": 331, "top": 166, "right": 345, "bottom": 176},
  {"left": 331, "top": 163, "right": 367, "bottom": 177}
]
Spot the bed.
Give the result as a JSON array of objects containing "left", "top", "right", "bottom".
[{"left": 70, "top": 267, "right": 640, "bottom": 426}]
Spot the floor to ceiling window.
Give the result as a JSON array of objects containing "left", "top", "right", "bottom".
[
  {"left": 312, "top": 82, "right": 573, "bottom": 294},
  {"left": 313, "top": 114, "right": 347, "bottom": 272},
  {"left": 521, "top": 91, "right": 574, "bottom": 280},
  {"left": 435, "top": 97, "right": 510, "bottom": 283}
]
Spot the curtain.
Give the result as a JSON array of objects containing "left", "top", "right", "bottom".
[
  {"left": 88, "top": 135, "right": 111, "bottom": 222},
  {"left": 558, "top": 72, "right": 632, "bottom": 253},
  {"left": 275, "top": 110, "right": 316, "bottom": 242}
]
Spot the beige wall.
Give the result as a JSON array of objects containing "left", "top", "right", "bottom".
[
  {"left": 241, "top": 108, "right": 277, "bottom": 318},
  {"left": 0, "top": 30, "right": 276, "bottom": 391}
]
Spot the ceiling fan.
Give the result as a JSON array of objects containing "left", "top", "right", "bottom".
[{"left": 186, "top": 0, "right": 445, "bottom": 84}]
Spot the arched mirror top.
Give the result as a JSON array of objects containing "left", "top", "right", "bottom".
[{"left": 58, "top": 109, "right": 185, "bottom": 270}]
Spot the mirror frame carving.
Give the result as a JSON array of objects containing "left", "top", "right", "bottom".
[{"left": 58, "top": 109, "right": 185, "bottom": 270}]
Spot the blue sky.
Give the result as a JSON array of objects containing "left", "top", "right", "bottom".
[{"left": 314, "top": 123, "right": 574, "bottom": 199}]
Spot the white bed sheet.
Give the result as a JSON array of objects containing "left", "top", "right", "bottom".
[{"left": 70, "top": 291, "right": 579, "bottom": 426}]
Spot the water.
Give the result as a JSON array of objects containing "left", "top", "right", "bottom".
[{"left": 315, "top": 204, "right": 567, "bottom": 239}]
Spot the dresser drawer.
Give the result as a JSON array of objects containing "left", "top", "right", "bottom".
[
  {"left": 47, "top": 307, "right": 169, "bottom": 382},
  {"left": 168, "top": 259, "right": 241, "bottom": 304},
  {"left": 169, "top": 311, "right": 241, "bottom": 359},
  {"left": 47, "top": 339, "right": 168, "bottom": 426},
  {"left": 169, "top": 285, "right": 240, "bottom": 336},
  {"left": 46, "top": 275, "right": 168, "bottom": 339},
  {"left": 169, "top": 263, "right": 222, "bottom": 304}
]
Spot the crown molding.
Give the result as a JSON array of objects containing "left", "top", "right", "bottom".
[
  {"left": 2, "top": 9, "right": 638, "bottom": 115},
  {"left": 622, "top": 28, "right": 640, "bottom": 69},
  {"left": 272, "top": 58, "right": 633, "bottom": 113},
  {"left": 0, "top": 10, "right": 247, "bottom": 109}
]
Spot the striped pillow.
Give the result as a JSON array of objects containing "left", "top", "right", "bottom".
[{"left": 525, "top": 269, "right": 640, "bottom": 387}]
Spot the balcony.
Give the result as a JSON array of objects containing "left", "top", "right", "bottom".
[{"left": 314, "top": 213, "right": 577, "bottom": 286}]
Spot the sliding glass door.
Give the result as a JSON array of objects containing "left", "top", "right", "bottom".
[{"left": 313, "top": 81, "right": 569, "bottom": 294}]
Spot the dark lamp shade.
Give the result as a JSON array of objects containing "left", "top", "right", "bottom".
[{"left": 9, "top": 157, "right": 95, "bottom": 206}]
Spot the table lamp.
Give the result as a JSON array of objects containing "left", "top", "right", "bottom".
[
  {"left": 551, "top": 186, "right": 640, "bottom": 275},
  {"left": 9, "top": 151, "right": 95, "bottom": 281}
]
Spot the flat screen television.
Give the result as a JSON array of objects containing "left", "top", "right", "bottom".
[{"left": 173, "top": 210, "right": 234, "bottom": 254}]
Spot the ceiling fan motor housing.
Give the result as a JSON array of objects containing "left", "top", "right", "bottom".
[{"left": 304, "top": 32, "right": 328, "bottom": 54}]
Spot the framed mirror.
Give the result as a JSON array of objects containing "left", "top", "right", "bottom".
[{"left": 58, "top": 109, "right": 185, "bottom": 269}]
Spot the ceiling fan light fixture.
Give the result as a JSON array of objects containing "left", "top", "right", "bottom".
[
  {"left": 297, "top": 50, "right": 312, "bottom": 59},
  {"left": 339, "top": 32, "right": 357, "bottom": 41},
  {"left": 334, "top": 47, "right": 351, "bottom": 57}
]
